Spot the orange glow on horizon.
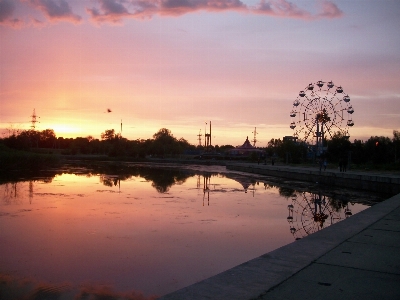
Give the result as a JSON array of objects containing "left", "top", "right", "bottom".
[{"left": 51, "top": 124, "right": 82, "bottom": 136}]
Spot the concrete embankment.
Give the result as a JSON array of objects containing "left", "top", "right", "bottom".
[
  {"left": 158, "top": 192, "right": 400, "bottom": 300},
  {"left": 226, "top": 163, "right": 400, "bottom": 195},
  {"left": 159, "top": 164, "right": 400, "bottom": 300}
]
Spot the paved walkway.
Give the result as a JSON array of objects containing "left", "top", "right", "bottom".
[
  {"left": 159, "top": 168, "right": 400, "bottom": 300},
  {"left": 257, "top": 193, "right": 400, "bottom": 300}
]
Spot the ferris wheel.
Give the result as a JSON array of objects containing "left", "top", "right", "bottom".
[{"left": 289, "top": 81, "right": 354, "bottom": 153}]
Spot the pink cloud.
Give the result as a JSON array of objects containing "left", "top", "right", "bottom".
[
  {"left": 1, "top": 0, "right": 343, "bottom": 27},
  {"left": 254, "top": 0, "right": 311, "bottom": 19},
  {"left": 86, "top": 0, "right": 135, "bottom": 24},
  {"left": 252, "top": 0, "right": 273, "bottom": 14},
  {"left": 27, "top": 0, "right": 82, "bottom": 23},
  {"left": 0, "top": 0, "right": 24, "bottom": 27},
  {"left": 159, "top": 0, "right": 247, "bottom": 15},
  {"left": 316, "top": 0, "right": 343, "bottom": 19},
  {"left": 86, "top": 0, "right": 343, "bottom": 23},
  {"left": 252, "top": 0, "right": 342, "bottom": 20},
  {"left": 0, "top": 0, "right": 15, "bottom": 21},
  {"left": 86, "top": 0, "right": 246, "bottom": 23}
]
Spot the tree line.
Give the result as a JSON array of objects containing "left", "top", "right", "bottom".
[
  {"left": 0, "top": 128, "right": 200, "bottom": 158},
  {"left": 265, "top": 130, "right": 400, "bottom": 167},
  {"left": 1, "top": 127, "right": 399, "bottom": 167}
]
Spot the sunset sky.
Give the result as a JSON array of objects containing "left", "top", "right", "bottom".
[{"left": 1, "top": 0, "right": 399, "bottom": 146}]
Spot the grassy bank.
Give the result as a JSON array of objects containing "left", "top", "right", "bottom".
[{"left": 0, "top": 145, "right": 61, "bottom": 172}]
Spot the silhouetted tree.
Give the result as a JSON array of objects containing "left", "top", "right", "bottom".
[
  {"left": 326, "top": 131, "right": 351, "bottom": 162},
  {"left": 152, "top": 128, "right": 180, "bottom": 157},
  {"left": 393, "top": 130, "right": 400, "bottom": 163},
  {"left": 267, "top": 138, "right": 283, "bottom": 157},
  {"left": 39, "top": 129, "right": 57, "bottom": 148},
  {"left": 101, "top": 129, "right": 116, "bottom": 141},
  {"left": 281, "top": 139, "right": 307, "bottom": 163},
  {"left": 350, "top": 139, "right": 367, "bottom": 164},
  {"left": 219, "top": 145, "right": 234, "bottom": 152},
  {"left": 365, "top": 136, "right": 392, "bottom": 164},
  {"left": 153, "top": 128, "right": 173, "bottom": 140}
]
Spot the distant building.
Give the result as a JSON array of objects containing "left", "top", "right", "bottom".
[
  {"left": 228, "top": 136, "right": 264, "bottom": 156},
  {"left": 283, "top": 136, "right": 298, "bottom": 142}
]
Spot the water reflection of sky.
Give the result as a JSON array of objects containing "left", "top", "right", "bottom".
[{"left": 0, "top": 165, "right": 385, "bottom": 298}]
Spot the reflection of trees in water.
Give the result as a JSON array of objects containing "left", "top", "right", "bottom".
[
  {"left": 1, "top": 167, "right": 55, "bottom": 204},
  {"left": 1, "top": 162, "right": 387, "bottom": 203},
  {"left": 99, "top": 174, "right": 125, "bottom": 187},
  {"left": 327, "top": 193, "right": 350, "bottom": 212},
  {"left": 0, "top": 165, "right": 58, "bottom": 185},
  {"left": 41, "top": 177, "right": 54, "bottom": 183},
  {"left": 278, "top": 187, "right": 296, "bottom": 198},
  {"left": 97, "top": 166, "right": 195, "bottom": 193},
  {"left": 142, "top": 168, "right": 192, "bottom": 193},
  {"left": 1, "top": 180, "right": 48, "bottom": 205},
  {"left": 1, "top": 162, "right": 204, "bottom": 194},
  {"left": 100, "top": 176, "right": 118, "bottom": 187},
  {"left": 29, "top": 181, "right": 33, "bottom": 204},
  {"left": 2, "top": 182, "right": 19, "bottom": 204}
]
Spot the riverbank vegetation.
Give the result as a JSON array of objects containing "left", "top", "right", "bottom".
[
  {"left": 0, "top": 128, "right": 399, "bottom": 170},
  {"left": 0, "top": 144, "right": 60, "bottom": 172}
]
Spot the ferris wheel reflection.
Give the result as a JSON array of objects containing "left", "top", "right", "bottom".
[{"left": 287, "top": 190, "right": 353, "bottom": 240}]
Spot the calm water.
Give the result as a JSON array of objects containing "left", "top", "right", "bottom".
[{"left": 0, "top": 163, "right": 386, "bottom": 299}]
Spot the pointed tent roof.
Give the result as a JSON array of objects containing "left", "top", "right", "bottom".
[
  {"left": 236, "top": 136, "right": 255, "bottom": 149},
  {"left": 228, "top": 136, "right": 263, "bottom": 155}
]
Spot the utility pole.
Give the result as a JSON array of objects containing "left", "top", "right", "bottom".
[
  {"left": 252, "top": 127, "right": 258, "bottom": 147},
  {"left": 30, "top": 108, "right": 40, "bottom": 130},
  {"left": 210, "top": 121, "right": 212, "bottom": 147},
  {"left": 197, "top": 129, "right": 202, "bottom": 146},
  {"left": 204, "top": 122, "right": 207, "bottom": 148},
  {"left": 204, "top": 121, "right": 211, "bottom": 151}
]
